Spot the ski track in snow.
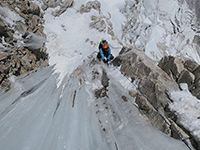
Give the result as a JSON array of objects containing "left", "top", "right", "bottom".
[{"left": 0, "top": 0, "right": 200, "bottom": 149}]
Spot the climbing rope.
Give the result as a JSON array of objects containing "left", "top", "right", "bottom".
[{"left": 110, "top": 63, "right": 193, "bottom": 150}]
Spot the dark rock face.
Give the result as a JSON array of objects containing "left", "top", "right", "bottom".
[
  {"left": 158, "top": 55, "right": 200, "bottom": 149},
  {"left": 114, "top": 47, "right": 179, "bottom": 109},
  {"left": 113, "top": 46, "right": 194, "bottom": 148},
  {"left": 0, "top": 18, "right": 5, "bottom": 35},
  {"left": 184, "top": 59, "right": 199, "bottom": 72},
  {"left": 158, "top": 56, "right": 185, "bottom": 80},
  {"left": 0, "top": 1, "right": 49, "bottom": 91},
  {"left": 158, "top": 55, "right": 200, "bottom": 100},
  {"left": 114, "top": 46, "right": 178, "bottom": 110},
  {"left": 178, "top": 70, "right": 195, "bottom": 86}
]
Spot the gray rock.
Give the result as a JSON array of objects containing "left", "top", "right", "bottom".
[
  {"left": 189, "top": 80, "right": 200, "bottom": 99},
  {"left": 114, "top": 47, "right": 179, "bottom": 109},
  {"left": 112, "top": 56, "right": 121, "bottom": 67},
  {"left": 135, "top": 95, "right": 152, "bottom": 111},
  {"left": 106, "top": 18, "right": 113, "bottom": 29},
  {"left": 31, "top": 15, "right": 42, "bottom": 27},
  {"left": 20, "top": 66, "right": 29, "bottom": 75},
  {"left": 22, "top": 54, "right": 31, "bottom": 64},
  {"left": 16, "top": 21, "right": 28, "bottom": 35},
  {"left": 0, "top": 63, "right": 10, "bottom": 74},
  {"left": 113, "top": 46, "right": 182, "bottom": 137},
  {"left": 107, "top": 27, "right": 114, "bottom": 36},
  {"left": 11, "top": 54, "right": 21, "bottom": 75},
  {"left": 95, "top": 87, "right": 108, "bottom": 98},
  {"left": 119, "top": 47, "right": 132, "bottom": 55},
  {"left": 192, "top": 65, "right": 200, "bottom": 81},
  {"left": 6, "top": 29, "right": 14, "bottom": 42},
  {"left": 158, "top": 55, "right": 200, "bottom": 101},
  {"left": 129, "top": 90, "right": 138, "bottom": 97},
  {"left": 0, "top": 53, "right": 11, "bottom": 62},
  {"left": 0, "top": 18, "right": 5, "bottom": 35},
  {"left": 178, "top": 70, "right": 195, "bottom": 86},
  {"left": 115, "top": 47, "right": 194, "bottom": 146},
  {"left": 42, "top": 0, "right": 74, "bottom": 17},
  {"left": 175, "top": 58, "right": 185, "bottom": 76},
  {"left": 52, "top": 0, "right": 74, "bottom": 17},
  {"left": 42, "top": 59, "right": 49, "bottom": 67},
  {"left": 33, "top": 26, "right": 46, "bottom": 38},
  {"left": 184, "top": 59, "right": 199, "bottom": 72},
  {"left": 25, "top": 14, "right": 42, "bottom": 33},
  {"left": 193, "top": 35, "right": 200, "bottom": 47},
  {"left": 158, "top": 55, "right": 185, "bottom": 79},
  {"left": 42, "top": 0, "right": 58, "bottom": 8},
  {"left": 135, "top": 95, "right": 171, "bottom": 135},
  {"left": 19, "top": 1, "right": 40, "bottom": 16},
  {"left": 170, "top": 119, "right": 190, "bottom": 139},
  {"left": 169, "top": 119, "right": 193, "bottom": 148},
  {"left": 0, "top": 73, "right": 5, "bottom": 83},
  {"left": 79, "top": 0, "right": 101, "bottom": 14},
  {"left": 41, "top": 4, "right": 48, "bottom": 11},
  {"left": 0, "top": 78, "right": 10, "bottom": 91},
  {"left": 90, "top": 16, "right": 107, "bottom": 32},
  {"left": 28, "top": 2, "right": 40, "bottom": 16}
]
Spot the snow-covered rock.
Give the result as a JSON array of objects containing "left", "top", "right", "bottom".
[
  {"left": 78, "top": 0, "right": 101, "bottom": 14},
  {"left": 0, "top": 1, "right": 48, "bottom": 91},
  {"left": 0, "top": 0, "right": 200, "bottom": 149},
  {"left": 41, "top": 0, "right": 74, "bottom": 17}
]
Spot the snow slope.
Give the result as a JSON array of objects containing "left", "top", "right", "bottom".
[{"left": 0, "top": 0, "right": 200, "bottom": 149}]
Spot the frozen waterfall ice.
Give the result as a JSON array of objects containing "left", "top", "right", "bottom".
[
  {"left": 0, "top": 61, "right": 189, "bottom": 150},
  {"left": 0, "top": 0, "right": 200, "bottom": 149}
]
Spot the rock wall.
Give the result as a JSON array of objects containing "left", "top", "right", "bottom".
[
  {"left": 0, "top": 1, "right": 48, "bottom": 91},
  {"left": 112, "top": 46, "right": 195, "bottom": 149},
  {"left": 158, "top": 55, "right": 200, "bottom": 100},
  {"left": 158, "top": 55, "right": 200, "bottom": 149}
]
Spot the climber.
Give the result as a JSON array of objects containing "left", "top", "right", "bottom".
[{"left": 97, "top": 39, "right": 114, "bottom": 64}]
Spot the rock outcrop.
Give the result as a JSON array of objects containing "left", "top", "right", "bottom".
[
  {"left": 41, "top": 0, "right": 74, "bottom": 17},
  {"left": 158, "top": 56, "right": 185, "bottom": 80},
  {"left": 0, "top": 1, "right": 48, "bottom": 91},
  {"left": 112, "top": 46, "right": 194, "bottom": 148},
  {"left": 113, "top": 47, "right": 179, "bottom": 108},
  {"left": 158, "top": 55, "right": 200, "bottom": 100},
  {"left": 78, "top": 0, "right": 101, "bottom": 14}
]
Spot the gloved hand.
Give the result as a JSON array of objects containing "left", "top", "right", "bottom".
[{"left": 103, "top": 59, "right": 107, "bottom": 64}]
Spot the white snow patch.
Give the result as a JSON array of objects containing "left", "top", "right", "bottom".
[
  {"left": 0, "top": 6, "right": 24, "bottom": 27},
  {"left": 169, "top": 83, "right": 200, "bottom": 141}
]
